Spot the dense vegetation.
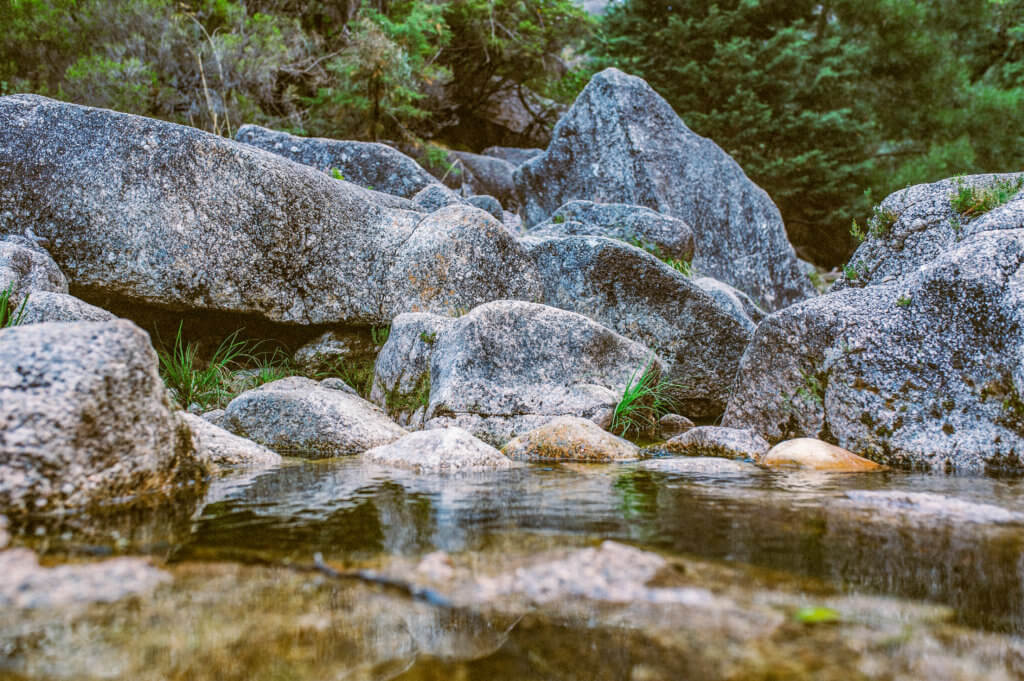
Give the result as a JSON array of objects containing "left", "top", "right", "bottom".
[{"left": 3, "top": 0, "right": 1023, "bottom": 264}]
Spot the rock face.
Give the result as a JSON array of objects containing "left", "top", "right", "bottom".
[
  {"left": 514, "top": 68, "right": 812, "bottom": 311},
  {"left": 0, "top": 95, "right": 424, "bottom": 326},
  {"left": 762, "top": 438, "right": 883, "bottom": 472},
  {"left": 0, "top": 320, "right": 201, "bottom": 513},
  {"left": 384, "top": 204, "right": 543, "bottom": 318},
  {"left": 235, "top": 124, "right": 439, "bottom": 199},
  {"left": 659, "top": 426, "right": 770, "bottom": 460},
  {"left": 224, "top": 377, "right": 406, "bottom": 458},
  {"left": 375, "top": 301, "right": 659, "bottom": 446},
  {"left": 447, "top": 151, "right": 518, "bottom": 208},
  {"left": 292, "top": 329, "right": 378, "bottom": 375},
  {"left": 502, "top": 417, "right": 641, "bottom": 462},
  {"left": 693, "top": 277, "right": 765, "bottom": 334},
  {"left": 411, "top": 183, "right": 463, "bottom": 213},
  {"left": 525, "top": 236, "right": 751, "bottom": 417},
  {"left": 723, "top": 176, "right": 1024, "bottom": 473},
  {"left": 482, "top": 146, "right": 543, "bottom": 166},
  {"left": 527, "top": 200, "right": 695, "bottom": 262},
  {"left": 363, "top": 428, "right": 513, "bottom": 473},
  {"left": 0, "top": 235, "right": 67, "bottom": 299},
  {"left": 181, "top": 412, "right": 282, "bottom": 471}
]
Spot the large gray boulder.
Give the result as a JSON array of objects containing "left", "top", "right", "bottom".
[
  {"left": 374, "top": 301, "right": 661, "bottom": 446},
  {"left": 0, "top": 320, "right": 202, "bottom": 513},
  {"left": 384, "top": 204, "right": 543, "bottom": 318},
  {"left": 0, "top": 95, "right": 422, "bottom": 326},
  {"left": 514, "top": 68, "right": 812, "bottom": 311},
  {"left": 235, "top": 124, "right": 439, "bottom": 199},
  {"left": 525, "top": 236, "right": 751, "bottom": 417},
  {"left": 447, "top": 150, "right": 518, "bottom": 208},
  {"left": 693, "top": 276, "right": 765, "bottom": 334},
  {"left": 526, "top": 200, "right": 695, "bottom": 262},
  {"left": 0, "top": 235, "right": 66, "bottom": 300},
  {"left": 223, "top": 377, "right": 406, "bottom": 458},
  {"left": 723, "top": 178, "right": 1024, "bottom": 473},
  {"left": 18, "top": 291, "right": 115, "bottom": 324}
]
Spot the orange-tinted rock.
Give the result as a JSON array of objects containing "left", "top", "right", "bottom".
[{"left": 761, "top": 438, "right": 884, "bottom": 472}]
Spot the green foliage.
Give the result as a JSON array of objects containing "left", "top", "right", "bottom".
[
  {"left": 896, "top": 295, "right": 912, "bottom": 308},
  {"left": 552, "top": 214, "right": 566, "bottom": 224},
  {"left": 793, "top": 606, "right": 841, "bottom": 624},
  {"left": 0, "top": 285, "right": 28, "bottom": 328},
  {"left": 797, "top": 369, "right": 825, "bottom": 407},
  {"left": 950, "top": 175, "right": 1024, "bottom": 217},
  {"left": 313, "top": 355, "right": 376, "bottom": 399},
  {"left": 330, "top": 167, "right": 345, "bottom": 181},
  {"left": 384, "top": 371, "right": 430, "bottom": 415},
  {"left": 370, "top": 324, "right": 390, "bottom": 347},
  {"left": 666, "top": 258, "right": 693, "bottom": 277},
  {"left": 611, "top": 356, "right": 682, "bottom": 440},
  {"left": 157, "top": 323, "right": 252, "bottom": 410},
  {"left": 419, "top": 330, "right": 437, "bottom": 345}
]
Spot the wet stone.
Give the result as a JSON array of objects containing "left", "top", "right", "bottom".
[
  {"left": 502, "top": 417, "right": 641, "bottom": 463},
  {"left": 659, "top": 426, "right": 770, "bottom": 460},
  {"left": 762, "top": 438, "right": 884, "bottom": 472}
]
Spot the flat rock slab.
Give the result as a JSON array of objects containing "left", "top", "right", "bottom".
[
  {"left": 224, "top": 377, "right": 406, "bottom": 458},
  {"left": 0, "top": 548, "right": 169, "bottom": 610},
  {"left": 362, "top": 428, "right": 513, "bottom": 473},
  {"left": 502, "top": 416, "right": 640, "bottom": 462}
]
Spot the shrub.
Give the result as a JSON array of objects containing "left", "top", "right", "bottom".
[{"left": 950, "top": 175, "right": 1024, "bottom": 217}]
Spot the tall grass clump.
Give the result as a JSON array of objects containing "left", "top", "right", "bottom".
[
  {"left": 0, "top": 285, "right": 27, "bottom": 328},
  {"left": 157, "top": 323, "right": 251, "bottom": 411},
  {"left": 611, "top": 355, "right": 684, "bottom": 440}
]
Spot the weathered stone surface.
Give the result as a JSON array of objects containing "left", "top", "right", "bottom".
[
  {"left": 841, "top": 491, "right": 1024, "bottom": 525},
  {"left": 762, "top": 438, "right": 884, "bottom": 472},
  {"left": 223, "top": 377, "right": 406, "bottom": 458},
  {"left": 834, "top": 173, "right": 1024, "bottom": 291},
  {"left": 514, "top": 68, "right": 812, "bottom": 311},
  {"left": 0, "top": 320, "right": 202, "bottom": 513},
  {"left": 319, "top": 377, "right": 359, "bottom": 396},
  {"left": 235, "top": 124, "right": 439, "bottom": 199},
  {"left": 411, "top": 183, "right": 464, "bottom": 213},
  {"left": 638, "top": 456, "right": 760, "bottom": 476},
  {"left": 181, "top": 412, "right": 282, "bottom": 472},
  {"left": 658, "top": 413, "right": 695, "bottom": 439},
  {"left": 448, "top": 151, "right": 518, "bottom": 208},
  {"left": 693, "top": 276, "right": 765, "bottom": 334},
  {"left": 292, "top": 329, "right": 377, "bottom": 374},
  {"left": 363, "top": 428, "right": 513, "bottom": 473},
  {"left": 370, "top": 313, "right": 455, "bottom": 427},
  {"left": 527, "top": 200, "right": 695, "bottom": 262},
  {"left": 422, "top": 301, "right": 659, "bottom": 446},
  {"left": 18, "top": 291, "right": 115, "bottom": 324},
  {"left": 201, "top": 409, "right": 226, "bottom": 428},
  {"left": 0, "top": 235, "right": 66, "bottom": 300},
  {"left": 465, "top": 194, "right": 504, "bottom": 221},
  {"left": 660, "top": 426, "right": 770, "bottom": 460},
  {"left": 481, "top": 146, "right": 543, "bottom": 166},
  {"left": 502, "top": 416, "right": 641, "bottom": 462},
  {"left": 0, "top": 95, "right": 424, "bottom": 326},
  {"left": 0, "top": 548, "right": 170, "bottom": 610},
  {"left": 525, "top": 236, "right": 751, "bottom": 417},
  {"left": 384, "top": 204, "right": 543, "bottom": 318},
  {"left": 723, "top": 182, "right": 1024, "bottom": 472}
]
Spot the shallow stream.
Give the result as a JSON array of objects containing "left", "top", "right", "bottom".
[{"left": 5, "top": 458, "right": 1024, "bottom": 680}]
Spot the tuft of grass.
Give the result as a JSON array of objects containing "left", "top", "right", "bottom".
[
  {"left": 330, "top": 167, "right": 345, "bottom": 181},
  {"left": 867, "top": 205, "right": 898, "bottom": 239},
  {"left": 666, "top": 258, "right": 693, "bottom": 277},
  {"left": 552, "top": 214, "right": 565, "bottom": 224},
  {"left": 950, "top": 175, "right": 1024, "bottom": 217},
  {"left": 419, "top": 330, "right": 437, "bottom": 345},
  {"left": 385, "top": 372, "right": 431, "bottom": 415},
  {"left": 157, "top": 324, "right": 252, "bottom": 411},
  {"left": 370, "top": 325, "right": 390, "bottom": 347},
  {"left": 611, "top": 356, "right": 683, "bottom": 440},
  {"left": 314, "top": 356, "right": 376, "bottom": 399},
  {"left": 0, "top": 284, "right": 28, "bottom": 328}
]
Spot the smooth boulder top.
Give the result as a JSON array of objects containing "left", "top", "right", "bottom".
[
  {"left": 659, "top": 426, "right": 770, "bottom": 461},
  {"left": 236, "top": 124, "right": 439, "bottom": 199},
  {"left": 363, "top": 428, "right": 514, "bottom": 473},
  {"left": 0, "top": 95, "right": 423, "bottom": 326},
  {"left": 723, "top": 179, "right": 1024, "bottom": 473},
  {"left": 181, "top": 412, "right": 283, "bottom": 472},
  {"left": 0, "top": 320, "right": 201, "bottom": 513},
  {"left": 0, "top": 235, "right": 67, "bottom": 299},
  {"left": 514, "top": 68, "right": 812, "bottom": 311},
  {"left": 762, "top": 438, "right": 884, "bottom": 472},
  {"left": 502, "top": 416, "right": 641, "bottom": 462}
]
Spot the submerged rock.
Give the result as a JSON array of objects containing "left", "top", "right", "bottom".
[
  {"left": 423, "top": 301, "right": 660, "bottom": 446},
  {"left": 660, "top": 426, "right": 770, "bottom": 460},
  {"left": 526, "top": 200, "right": 695, "bottom": 262},
  {"left": 525, "top": 236, "right": 750, "bottom": 417},
  {"left": 841, "top": 491, "right": 1024, "bottom": 525},
  {"left": 224, "top": 377, "right": 406, "bottom": 458},
  {"left": 502, "top": 417, "right": 641, "bottom": 463},
  {"left": 762, "top": 438, "right": 884, "bottom": 472},
  {"left": 0, "top": 320, "right": 202, "bottom": 513},
  {"left": 235, "top": 124, "right": 439, "bottom": 199},
  {"left": 181, "top": 412, "right": 282, "bottom": 472},
  {"left": 514, "top": 68, "right": 812, "bottom": 311},
  {"left": 723, "top": 176, "right": 1024, "bottom": 473},
  {"left": 0, "top": 548, "right": 169, "bottom": 610},
  {"left": 363, "top": 428, "right": 513, "bottom": 473}
]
